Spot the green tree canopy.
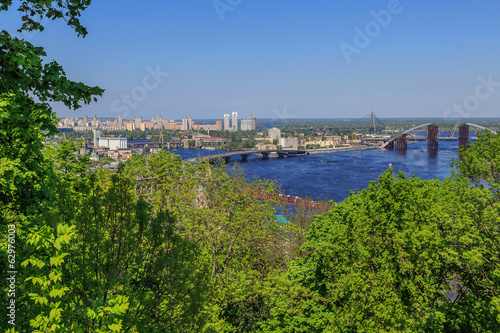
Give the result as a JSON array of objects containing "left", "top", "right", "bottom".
[
  {"left": 0, "top": 0, "right": 103, "bottom": 216},
  {"left": 454, "top": 132, "right": 500, "bottom": 201},
  {"left": 261, "top": 129, "right": 500, "bottom": 333},
  {"left": 1, "top": 2, "right": 104, "bottom": 331}
]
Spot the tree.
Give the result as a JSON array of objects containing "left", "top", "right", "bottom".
[
  {"left": 453, "top": 131, "right": 500, "bottom": 201},
  {"left": 447, "top": 132, "right": 500, "bottom": 331},
  {"left": 124, "top": 152, "right": 289, "bottom": 331},
  {"left": 64, "top": 163, "right": 210, "bottom": 332},
  {"left": 0, "top": 1, "right": 103, "bottom": 219},
  {"left": 261, "top": 161, "right": 500, "bottom": 332},
  {"left": 6, "top": 141, "right": 210, "bottom": 332},
  {"left": 280, "top": 196, "right": 329, "bottom": 259},
  {"left": 99, "top": 156, "right": 114, "bottom": 166},
  {"left": 263, "top": 171, "right": 454, "bottom": 332},
  {"left": 0, "top": 2, "right": 103, "bottom": 331}
]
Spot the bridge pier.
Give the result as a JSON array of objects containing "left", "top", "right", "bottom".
[
  {"left": 240, "top": 154, "right": 249, "bottom": 162},
  {"left": 459, "top": 124, "right": 469, "bottom": 150},
  {"left": 278, "top": 152, "right": 286, "bottom": 158},
  {"left": 427, "top": 124, "right": 439, "bottom": 151},
  {"left": 395, "top": 134, "right": 407, "bottom": 150},
  {"left": 262, "top": 152, "right": 269, "bottom": 160}
]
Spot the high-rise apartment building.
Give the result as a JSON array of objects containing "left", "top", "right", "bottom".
[
  {"left": 250, "top": 114, "right": 256, "bottom": 131},
  {"left": 268, "top": 127, "right": 281, "bottom": 140},
  {"left": 117, "top": 115, "right": 123, "bottom": 127},
  {"left": 164, "top": 120, "right": 179, "bottom": 130},
  {"left": 232, "top": 111, "right": 238, "bottom": 131},
  {"left": 134, "top": 116, "right": 142, "bottom": 130},
  {"left": 241, "top": 119, "right": 251, "bottom": 131},
  {"left": 157, "top": 115, "right": 163, "bottom": 129},
  {"left": 182, "top": 116, "right": 192, "bottom": 131},
  {"left": 216, "top": 120, "right": 223, "bottom": 130},
  {"left": 240, "top": 115, "right": 257, "bottom": 131},
  {"left": 125, "top": 122, "right": 135, "bottom": 131},
  {"left": 224, "top": 114, "right": 230, "bottom": 130},
  {"left": 93, "top": 129, "right": 101, "bottom": 147}
]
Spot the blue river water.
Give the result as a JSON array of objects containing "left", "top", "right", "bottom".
[{"left": 167, "top": 135, "right": 466, "bottom": 203}]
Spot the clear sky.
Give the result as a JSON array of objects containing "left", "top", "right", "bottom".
[{"left": 1, "top": 0, "right": 500, "bottom": 120}]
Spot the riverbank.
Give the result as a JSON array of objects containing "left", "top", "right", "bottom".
[{"left": 306, "top": 145, "right": 379, "bottom": 155}]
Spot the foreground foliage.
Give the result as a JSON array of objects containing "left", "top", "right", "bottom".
[
  {"left": 1, "top": 1, "right": 103, "bottom": 331},
  {"left": 260, "top": 132, "right": 500, "bottom": 332},
  {"left": 2, "top": 1, "right": 500, "bottom": 331}
]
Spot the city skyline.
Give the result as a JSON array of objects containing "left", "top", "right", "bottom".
[
  {"left": 57, "top": 111, "right": 258, "bottom": 132},
  {"left": 1, "top": 1, "right": 499, "bottom": 120}
]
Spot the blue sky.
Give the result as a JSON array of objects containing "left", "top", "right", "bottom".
[{"left": 1, "top": 0, "right": 500, "bottom": 120}]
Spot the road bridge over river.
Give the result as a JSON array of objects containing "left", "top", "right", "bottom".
[
  {"left": 186, "top": 123, "right": 497, "bottom": 164},
  {"left": 195, "top": 149, "right": 308, "bottom": 163}
]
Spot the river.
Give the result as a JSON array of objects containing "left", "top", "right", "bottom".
[{"left": 168, "top": 134, "right": 466, "bottom": 203}]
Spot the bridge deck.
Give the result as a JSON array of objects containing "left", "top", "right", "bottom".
[{"left": 197, "top": 149, "right": 308, "bottom": 162}]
